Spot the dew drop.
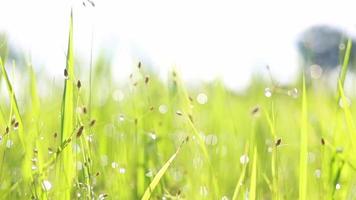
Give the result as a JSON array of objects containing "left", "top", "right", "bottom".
[
  {"left": 118, "top": 114, "right": 125, "bottom": 122},
  {"left": 221, "top": 196, "right": 229, "bottom": 200},
  {"left": 42, "top": 180, "right": 52, "bottom": 191},
  {"left": 197, "top": 93, "right": 208, "bottom": 105},
  {"left": 264, "top": 88, "right": 272, "bottom": 98},
  {"left": 159, "top": 105, "right": 168, "bottom": 114},
  {"left": 287, "top": 88, "right": 298, "bottom": 98},
  {"left": 240, "top": 154, "right": 249, "bottom": 165},
  {"left": 77, "top": 162, "right": 83, "bottom": 171},
  {"left": 310, "top": 65, "right": 323, "bottom": 79},
  {"left": 145, "top": 170, "right": 153, "bottom": 177},
  {"left": 336, "top": 183, "right": 341, "bottom": 190},
  {"left": 315, "top": 169, "right": 321, "bottom": 178},
  {"left": 119, "top": 167, "right": 126, "bottom": 174},
  {"left": 111, "top": 162, "right": 118, "bottom": 169},
  {"left": 6, "top": 140, "right": 13, "bottom": 148}
]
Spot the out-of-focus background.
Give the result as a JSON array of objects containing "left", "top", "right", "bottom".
[{"left": 1, "top": 0, "right": 356, "bottom": 90}]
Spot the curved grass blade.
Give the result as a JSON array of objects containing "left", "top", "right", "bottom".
[
  {"left": 56, "top": 9, "right": 75, "bottom": 199},
  {"left": 141, "top": 139, "right": 186, "bottom": 200},
  {"left": 232, "top": 143, "right": 249, "bottom": 200}
]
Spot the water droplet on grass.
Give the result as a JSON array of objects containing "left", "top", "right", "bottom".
[
  {"left": 77, "top": 162, "right": 83, "bottom": 170},
  {"left": 287, "top": 88, "right": 298, "bottom": 98},
  {"left": 240, "top": 154, "right": 249, "bottom": 165},
  {"left": 221, "top": 196, "right": 229, "bottom": 200},
  {"left": 6, "top": 140, "right": 13, "bottom": 148},
  {"left": 118, "top": 114, "right": 125, "bottom": 122},
  {"left": 336, "top": 183, "right": 341, "bottom": 190},
  {"left": 42, "top": 180, "right": 52, "bottom": 191},
  {"left": 339, "top": 97, "right": 351, "bottom": 108},
  {"left": 197, "top": 93, "right": 208, "bottom": 104},
  {"left": 148, "top": 132, "right": 157, "bottom": 140},
  {"left": 315, "top": 169, "right": 321, "bottom": 178},
  {"left": 119, "top": 167, "right": 126, "bottom": 174},
  {"left": 145, "top": 170, "right": 153, "bottom": 177},
  {"left": 264, "top": 88, "right": 272, "bottom": 98},
  {"left": 111, "top": 162, "right": 118, "bottom": 169},
  {"left": 159, "top": 105, "right": 168, "bottom": 114},
  {"left": 310, "top": 65, "right": 323, "bottom": 79}
]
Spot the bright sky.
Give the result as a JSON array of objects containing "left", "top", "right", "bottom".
[{"left": 1, "top": 0, "right": 356, "bottom": 90}]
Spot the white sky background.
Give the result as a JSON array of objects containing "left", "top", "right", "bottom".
[{"left": 1, "top": 0, "right": 356, "bottom": 90}]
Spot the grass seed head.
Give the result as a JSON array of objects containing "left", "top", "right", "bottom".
[
  {"left": 13, "top": 121, "right": 19, "bottom": 129},
  {"left": 83, "top": 106, "right": 87, "bottom": 114},
  {"left": 321, "top": 138, "right": 325, "bottom": 145},
  {"left": 275, "top": 138, "right": 282, "bottom": 146},
  {"left": 251, "top": 105, "right": 260, "bottom": 116},
  {"left": 176, "top": 110, "right": 183, "bottom": 116},
  {"left": 89, "top": 119, "right": 96, "bottom": 127},
  {"left": 5, "top": 126, "right": 9, "bottom": 134},
  {"left": 76, "top": 126, "right": 84, "bottom": 138},
  {"left": 64, "top": 69, "right": 68, "bottom": 78},
  {"left": 77, "top": 80, "right": 81, "bottom": 89},
  {"left": 145, "top": 75, "right": 150, "bottom": 84}
]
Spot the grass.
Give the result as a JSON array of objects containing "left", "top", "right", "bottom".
[{"left": 1, "top": 11, "right": 356, "bottom": 200}]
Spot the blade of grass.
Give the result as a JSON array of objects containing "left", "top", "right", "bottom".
[
  {"left": 299, "top": 75, "right": 308, "bottom": 200},
  {"left": 57, "top": 9, "right": 75, "bottom": 199},
  {"left": 338, "top": 81, "right": 356, "bottom": 155},
  {"left": 249, "top": 146, "right": 258, "bottom": 200},
  {"left": 336, "top": 38, "right": 352, "bottom": 102},
  {"left": 232, "top": 143, "right": 249, "bottom": 200},
  {"left": 0, "top": 58, "right": 24, "bottom": 146},
  {"left": 141, "top": 138, "right": 187, "bottom": 200}
]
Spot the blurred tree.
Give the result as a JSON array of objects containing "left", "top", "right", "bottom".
[{"left": 297, "top": 25, "right": 356, "bottom": 71}]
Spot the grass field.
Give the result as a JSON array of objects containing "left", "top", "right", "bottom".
[{"left": 1, "top": 12, "right": 356, "bottom": 200}]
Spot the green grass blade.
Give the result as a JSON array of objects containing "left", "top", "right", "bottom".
[
  {"left": 57, "top": 9, "right": 75, "bottom": 199},
  {"left": 338, "top": 38, "right": 352, "bottom": 88},
  {"left": 249, "top": 146, "right": 258, "bottom": 200},
  {"left": 0, "top": 58, "right": 24, "bottom": 137},
  {"left": 299, "top": 75, "right": 308, "bottom": 200},
  {"left": 232, "top": 144, "right": 249, "bottom": 200},
  {"left": 141, "top": 140, "right": 185, "bottom": 200}
]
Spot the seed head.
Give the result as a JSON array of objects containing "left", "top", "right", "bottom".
[
  {"left": 145, "top": 75, "right": 150, "bottom": 84},
  {"left": 321, "top": 138, "right": 325, "bottom": 146},
  {"left": 89, "top": 119, "right": 96, "bottom": 127},
  {"left": 275, "top": 138, "right": 282, "bottom": 146},
  {"left": 76, "top": 126, "right": 84, "bottom": 138},
  {"left": 251, "top": 106, "right": 260, "bottom": 116},
  {"left": 77, "top": 80, "right": 81, "bottom": 89},
  {"left": 14, "top": 121, "right": 19, "bottom": 129},
  {"left": 83, "top": 106, "right": 87, "bottom": 114},
  {"left": 64, "top": 69, "right": 68, "bottom": 78}
]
